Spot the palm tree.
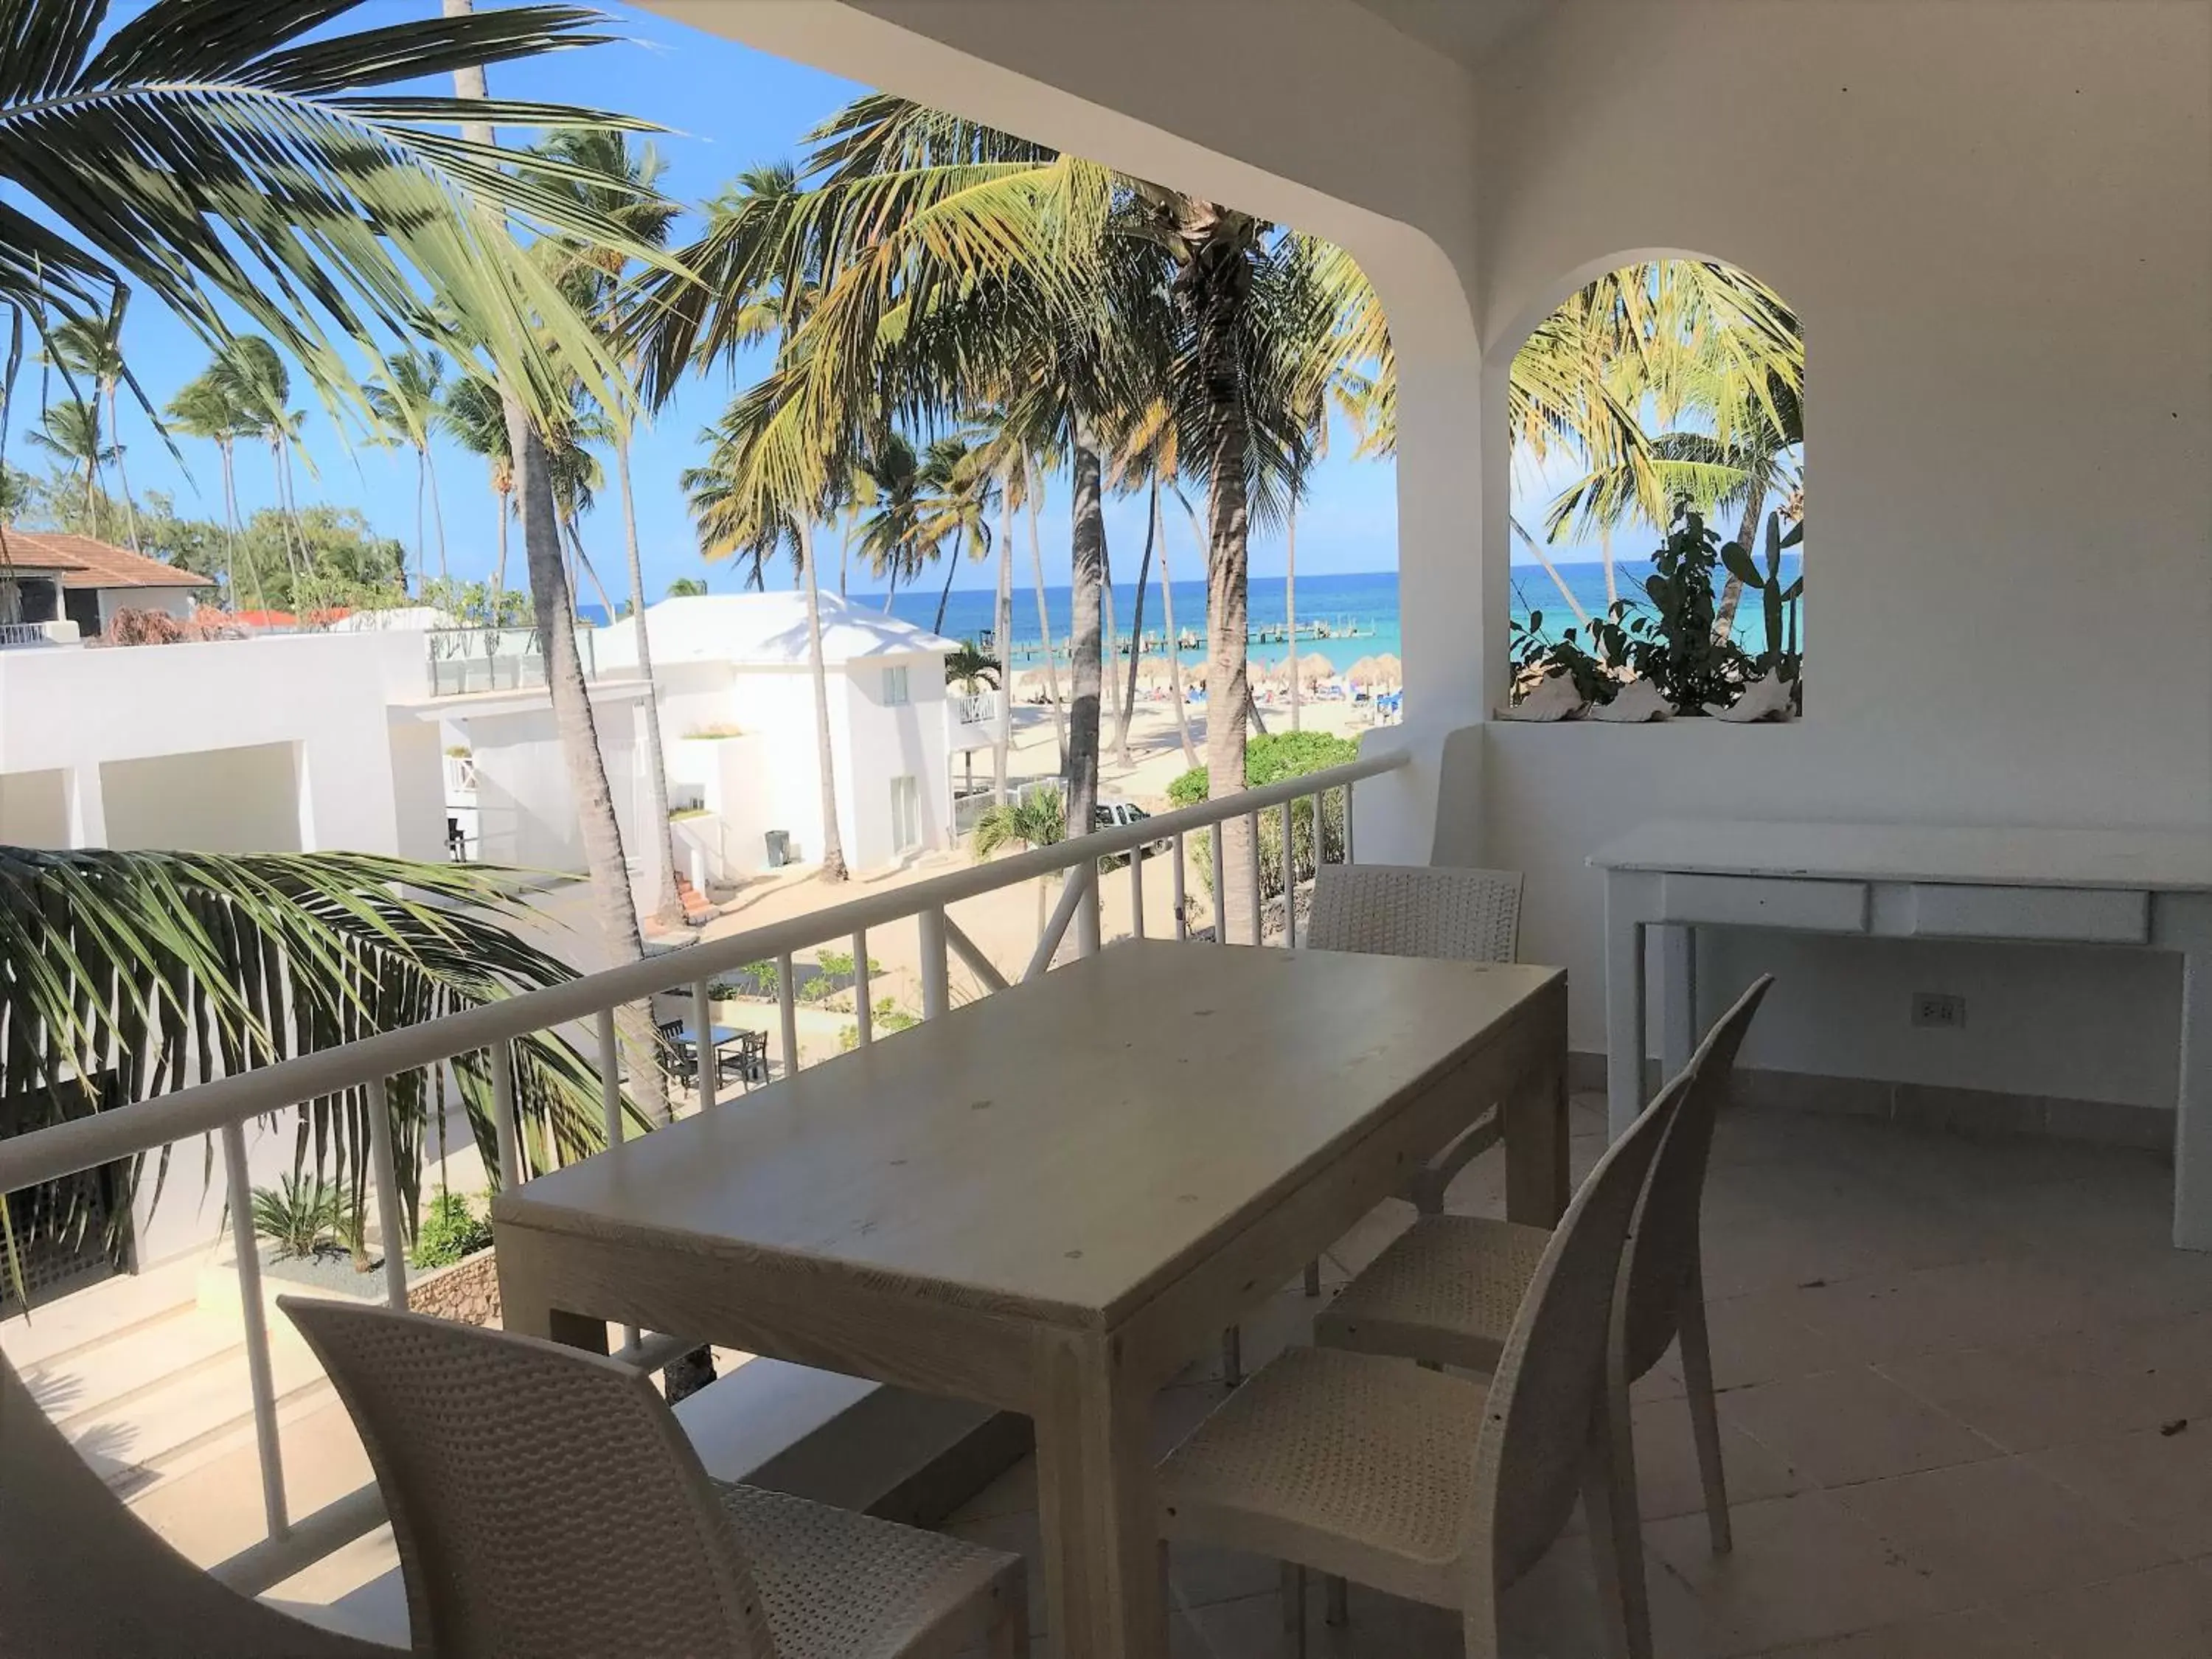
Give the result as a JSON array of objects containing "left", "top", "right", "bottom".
[
  {"left": 0, "top": 848, "right": 649, "bottom": 1279},
  {"left": 443, "top": 374, "right": 516, "bottom": 594},
  {"left": 27, "top": 400, "right": 115, "bottom": 532},
  {"left": 917, "top": 437, "right": 995, "bottom": 636},
  {"left": 165, "top": 375, "right": 258, "bottom": 608},
  {"left": 209, "top": 338, "right": 312, "bottom": 580},
  {"left": 851, "top": 431, "right": 931, "bottom": 609},
  {"left": 945, "top": 641, "right": 1001, "bottom": 691},
  {"left": 685, "top": 383, "right": 850, "bottom": 883},
  {"left": 971, "top": 785, "right": 1067, "bottom": 936},
  {"left": 366, "top": 349, "right": 450, "bottom": 591},
  {"left": 667, "top": 575, "right": 708, "bottom": 597},
  {"left": 42, "top": 302, "right": 141, "bottom": 554},
  {"left": 525, "top": 126, "right": 688, "bottom": 928}
]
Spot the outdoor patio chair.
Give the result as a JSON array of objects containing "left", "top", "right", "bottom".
[
  {"left": 657, "top": 1015, "right": 698, "bottom": 1090},
  {"left": 0, "top": 1349, "right": 400, "bottom": 1658},
  {"left": 1220, "top": 862, "right": 1523, "bottom": 1386},
  {"left": 280, "top": 1298, "right": 1026, "bottom": 1659},
  {"left": 1156, "top": 1062, "right": 1686, "bottom": 1659},
  {"left": 1315, "top": 975, "right": 1775, "bottom": 1654}
]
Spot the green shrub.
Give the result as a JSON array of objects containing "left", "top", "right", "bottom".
[
  {"left": 801, "top": 975, "right": 834, "bottom": 1003},
  {"left": 411, "top": 1192, "right": 494, "bottom": 1270},
  {"left": 1166, "top": 731, "right": 1359, "bottom": 900},
  {"left": 251, "top": 1175, "right": 341, "bottom": 1262},
  {"left": 838, "top": 998, "right": 923, "bottom": 1052}
]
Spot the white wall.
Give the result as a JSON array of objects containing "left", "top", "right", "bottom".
[
  {"left": 841, "top": 653, "right": 955, "bottom": 868},
  {"left": 1458, "top": 3, "right": 2212, "bottom": 1101},
  {"left": 101, "top": 742, "right": 302, "bottom": 854},
  {"left": 0, "top": 633, "right": 425, "bottom": 855},
  {"left": 0, "top": 768, "right": 67, "bottom": 846},
  {"left": 93, "top": 586, "right": 201, "bottom": 630},
  {"left": 385, "top": 720, "right": 450, "bottom": 864}
]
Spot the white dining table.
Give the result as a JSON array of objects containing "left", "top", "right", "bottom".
[
  {"left": 493, "top": 939, "right": 1569, "bottom": 1658},
  {"left": 1593, "top": 818, "right": 2212, "bottom": 1248}
]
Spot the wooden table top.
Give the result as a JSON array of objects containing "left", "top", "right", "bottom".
[{"left": 494, "top": 941, "right": 1563, "bottom": 1330}]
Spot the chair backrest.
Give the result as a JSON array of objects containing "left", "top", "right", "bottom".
[
  {"left": 1620, "top": 975, "right": 1774, "bottom": 1379},
  {"left": 1461, "top": 1064, "right": 1684, "bottom": 1590},
  {"left": 282, "top": 1298, "right": 776, "bottom": 1659},
  {"left": 1305, "top": 863, "right": 1522, "bottom": 963},
  {"left": 0, "top": 1350, "right": 396, "bottom": 1659}
]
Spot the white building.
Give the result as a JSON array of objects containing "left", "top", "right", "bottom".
[{"left": 595, "top": 591, "right": 989, "bottom": 880}]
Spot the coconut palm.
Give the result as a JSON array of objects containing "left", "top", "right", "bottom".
[
  {"left": 41, "top": 302, "right": 142, "bottom": 554},
  {"left": 851, "top": 431, "right": 931, "bottom": 608},
  {"left": 164, "top": 374, "right": 260, "bottom": 608},
  {"left": 0, "top": 846, "right": 650, "bottom": 1277},
  {"left": 27, "top": 399, "right": 115, "bottom": 532},
  {"left": 917, "top": 438, "right": 996, "bottom": 636},
  {"left": 971, "top": 785, "right": 1067, "bottom": 936},
  {"left": 945, "top": 641, "right": 1001, "bottom": 692},
  {"left": 685, "top": 380, "right": 850, "bottom": 883},
  {"left": 442, "top": 373, "right": 516, "bottom": 594},
  {"left": 666, "top": 575, "right": 708, "bottom": 597},
  {"left": 366, "top": 349, "right": 450, "bottom": 591},
  {"left": 208, "top": 338, "right": 313, "bottom": 580}
]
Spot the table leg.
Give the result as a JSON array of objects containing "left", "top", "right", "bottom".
[
  {"left": 1605, "top": 870, "right": 1654, "bottom": 1137},
  {"left": 1505, "top": 1034, "right": 1571, "bottom": 1228},
  {"left": 1660, "top": 924, "right": 1698, "bottom": 1086},
  {"left": 1033, "top": 1332, "right": 1164, "bottom": 1659},
  {"left": 2156, "top": 892, "right": 2212, "bottom": 1251}
]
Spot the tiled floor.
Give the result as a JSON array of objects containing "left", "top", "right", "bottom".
[{"left": 946, "top": 1093, "right": 2212, "bottom": 1656}]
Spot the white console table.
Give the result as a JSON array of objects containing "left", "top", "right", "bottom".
[{"left": 1592, "top": 820, "right": 2212, "bottom": 1249}]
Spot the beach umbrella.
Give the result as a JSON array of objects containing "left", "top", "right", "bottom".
[
  {"left": 1344, "top": 655, "right": 1380, "bottom": 686},
  {"left": 1373, "top": 653, "right": 1403, "bottom": 686},
  {"left": 1295, "top": 656, "right": 1333, "bottom": 686}
]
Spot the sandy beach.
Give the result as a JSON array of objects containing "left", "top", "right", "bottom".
[{"left": 694, "top": 688, "right": 1382, "bottom": 1037}]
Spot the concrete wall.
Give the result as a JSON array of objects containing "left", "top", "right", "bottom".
[
  {"left": 100, "top": 742, "right": 303, "bottom": 854},
  {"left": 1459, "top": 3, "right": 2212, "bottom": 1103},
  {"left": 93, "top": 587, "right": 201, "bottom": 630},
  {"left": 0, "top": 633, "right": 424, "bottom": 855},
  {"left": 0, "top": 768, "right": 67, "bottom": 846},
  {"left": 840, "top": 653, "right": 955, "bottom": 868},
  {"left": 385, "top": 720, "right": 451, "bottom": 864}
]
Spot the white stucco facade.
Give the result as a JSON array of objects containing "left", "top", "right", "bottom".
[
  {"left": 594, "top": 592, "right": 960, "bottom": 877},
  {"left": 655, "top": 0, "right": 2212, "bottom": 1114}
]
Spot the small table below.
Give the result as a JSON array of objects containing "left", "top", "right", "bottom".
[{"left": 495, "top": 940, "right": 1568, "bottom": 1658}]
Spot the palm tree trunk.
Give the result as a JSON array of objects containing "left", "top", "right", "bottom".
[
  {"left": 796, "top": 519, "right": 849, "bottom": 882},
  {"left": 932, "top": 522, "right": 963, "bottom": 636},
  {"left": 1713, "top": 481, "right": 1770, "bottom": 645},
  {"left": 1026, "top": 484, "right": 1067, "bottom": 764},
  {"left": 104, "top": 382, "right": 142, "bottom": 557},
  {"left": 217, "top": 440, "right": 245, "bottom": 611},
  {"left": 1117, "top": 475, "right": 1157, "bottom": 769},
  {"left": 1601, "top": 524, "right": 1617, "bottom": 611},
  {"left": 1064, "top": 429, "right": 1106, "bottom": 849},
  {"left": 413, "top": 449, "right": 428, "bottom": 596},
  {"left": 493, "top": 487, "right": 509, "bottom": 596},
  {"left": 992, "top": 492, "right": 1014, "bottom": 806},
  {"left": 425, "top": 448, "right": 450, "bottom": 582},
  {"left": 1155, "top": 487, "right": 1197, "bottom": 768},
  {"left": 508, "top": 397, "right": 669, "bottom": 1124},
  {"left": 614, "top": 424, "right": 683, "bottom": 928},
  {"left": 838, "top": 515, "right": 852, "bottom": 597},
  {"left": 1509, "top": 515, "right": 1593, "bottom": 632},
  {"left": 1191, "top": 229, "right": 1258, "bottom": 945},
  {"left": 1100, "top": 522, "right": 1124, "bottom": 768},
  {"left": 566, "top": 518, "right": 619, "bottom": 627},
  {"left": 1285, "top": 504, "right": 1299, "bottom": 732}
]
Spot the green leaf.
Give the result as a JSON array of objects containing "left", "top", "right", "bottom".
[{"left": 1719, "top": 540, "right": 1763, "bottom": 588}]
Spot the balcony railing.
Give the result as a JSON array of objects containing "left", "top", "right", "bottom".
[
  {"left": 425, "top": 626, "right": 598, "bottom": 698},
  {"left": 0, "top": 747, "right": 1405, "bottom": 1598},
  {"left": 0, "top": 619, "right": 83, "bottom": 649},
  {"left": 950, "top": 689, "right": 999, "bottom": 730}
]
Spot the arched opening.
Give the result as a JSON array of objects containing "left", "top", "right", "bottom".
[{"left": 1500, "top": 258, "right": 1804, "bottom": 720}]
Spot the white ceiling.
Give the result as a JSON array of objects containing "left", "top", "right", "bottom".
[{"left": 1348, "top": 0, "right": 1551, "bottom": 68}]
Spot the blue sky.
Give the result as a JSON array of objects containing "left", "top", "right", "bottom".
[{"left": 43, "top": 1, "right": 1412, "bottom": 603}]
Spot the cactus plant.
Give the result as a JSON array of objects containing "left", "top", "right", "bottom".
[{"left": 1721, "top": 511, "right": 1805, "bottom": 681}]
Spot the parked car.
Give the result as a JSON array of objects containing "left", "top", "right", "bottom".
[{"left": 1095, "top": 799, "right": 1172, "bottom": 863}]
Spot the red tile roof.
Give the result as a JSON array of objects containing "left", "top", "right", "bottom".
[{"left": 1, "top": 529, "right": 213, "bottom": 589}]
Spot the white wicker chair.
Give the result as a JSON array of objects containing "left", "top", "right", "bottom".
[
  {"left": 1157, "top": 1063, "right": 1686, "bottom": 1658},
  {"left": 0, "top": 1350, "right": 400, "bottom": 1658},
  {"left": 280, "top": 1298, "right": 1026, "bottom": 1659},
  {"left": 1315, "top": 975, "right": 1775, "bottom": 1655},
  {"left": 1218, "top": 864, "right": 1526, "bottom": 1387}
]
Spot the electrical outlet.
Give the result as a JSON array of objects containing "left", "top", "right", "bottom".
[{"left": 1912, "top": 992, "right": 1966, "bottom": 1030}]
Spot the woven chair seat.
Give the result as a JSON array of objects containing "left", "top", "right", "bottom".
[
  {"left": 712, "top": 1482, "right": 1020, "bottom": 1659},
  {"left": 1158, "top": 1346, "right": 1489, "bottom": 1607},
  {"left": 1314, "top": 1214, "right": 1552, "bottom": 1373}
]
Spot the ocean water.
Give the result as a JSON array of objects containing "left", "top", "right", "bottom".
[{"left": 587, "top": 556, "right": 1801, "bottom": 675}]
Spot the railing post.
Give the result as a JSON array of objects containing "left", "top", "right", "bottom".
[
  {"left": 1343, "top": 779, "right": 1356, "bottom": 866},
  {"left": 1281, "top": 798, "right": 1298, "bottom": 949},
  {"left": 852, "top": 929, "right": 873, "bottom": 1046},
  {"left": 692, "top": 978, "right": 717, "bottom": 1113},
  {"left": 776, "top": 952, "right": 799, "bottom": 1079},
  {"left": 1211, "top": 822, "right": 1225, "bottom": 941},
  {"left": 1172, "top": 832, "right": 1189, "bottom": 942},
  {"left": 1128, "top": 845, "right": 1146, "bottom": 941},
  {"left": 919, "top": 906, "right": 950, "bottom": 1020},
  {"left": 1076, "top": 859, "right": 1102, "bottom": 958},
  {"left": 594, "top": 1007, "right": 622, "bottom": 1145},
  {"left": 365, "top": 1077, "right": 408, "bottom": 1309},
  {"left": 490, "top": 1041, "right": 520, "bottom": 1191},
  {"left": 1247, "top": 811, "right": 1265, "bottom": 946},
  {"left": 220, "top": 1121, "right": 288, "bottom": 1542}
]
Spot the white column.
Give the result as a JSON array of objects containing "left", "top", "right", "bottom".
[
  {"left": 1604, "top": 868, "right": 1658, "bottom": 1136},
  {"left": 66, "top": 763, "right": 108, "bottom": 847},
  {"left": 2156, "top": 891, "right": 2212, "bottom": 1251}
]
